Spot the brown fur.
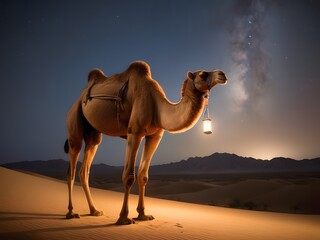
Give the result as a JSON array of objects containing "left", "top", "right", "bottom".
[
  {"left": 180, "top": 79, "right": 188, "bottom": 97},
  {"left": 64, "top": 61, "right": 227, "bottom": 224},
  {"left": 125, "top": 61, "right": 151, "bottom": 77},
  {"left": 179, "top": 79, "right": 206, "bottom": 132},
  {"left": 88, "top": 69, "right": 107, "bottom": 83}
]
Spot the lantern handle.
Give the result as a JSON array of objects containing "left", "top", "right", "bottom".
[
  {"left": 203, "top": 91, "right": 211, "bottom": 119},
  {"left": 203, "top": 103, "right": 210, "bottom": 119}
]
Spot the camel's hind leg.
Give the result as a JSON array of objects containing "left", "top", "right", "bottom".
[
  {"left": 66, "top": 138, "right": 82, "bottom": 219},
  {"left": 79, "top": 129, "right": 103, "bottom": 216}
]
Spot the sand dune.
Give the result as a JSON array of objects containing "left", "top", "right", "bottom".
[
  {"left": 0, "top": 167, "right": 319, "bottom": 240},
  {"left": 142, "top": 178, "right": 320, "bottom": 214}
]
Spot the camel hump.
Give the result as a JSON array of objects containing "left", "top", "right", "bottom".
[
  {"left": 126, "top": 61, "right": 151, "bottom": 77},
  {"left": 88, "top": 68, "right": 107, "bottom": 83}
]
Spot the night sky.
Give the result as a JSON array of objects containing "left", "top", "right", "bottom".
[{"left": 1, "top": 0, "right": 319, "bottom": 166}]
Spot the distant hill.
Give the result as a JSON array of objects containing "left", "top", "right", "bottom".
[
  {"left": 149, "top": 153, "right": 320, "bottom": 174},
  {"left": 1, "top": 159, "right": 122, "bottom": 179},
  {"left": 2, "top": 153, "right": 320, "bottom": 178}
]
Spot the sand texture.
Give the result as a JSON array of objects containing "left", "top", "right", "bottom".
[{"left": 1, "top": 167, "right": 319, "bottom": 240}]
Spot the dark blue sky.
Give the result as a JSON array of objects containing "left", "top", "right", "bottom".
[{"left": 1, "top": 0, "right": 320, "bottom": 165}]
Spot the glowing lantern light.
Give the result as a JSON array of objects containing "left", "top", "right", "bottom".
[
  {"left": 202, "top": 94, "right": 212, "bottom": 134},
  {"left": 203, "top": 117, "right": 212, "bottom": 134}
]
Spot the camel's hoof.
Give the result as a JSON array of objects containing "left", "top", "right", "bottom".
[
  {"left": 90, "top": 210, "right": 103, "bottom": 216},
  {"left": 66, "top": 212, "right": 80, "bottom": 219},
  {"left": 134, "top": 214, "right": 155, "bottom": 221},
  {"left": 116, "top": 216, "right": 135, "bottom": 225}
]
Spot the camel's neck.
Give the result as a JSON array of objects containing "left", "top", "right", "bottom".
[{"left": 157, "top": 79, "right": 206, "bottom": 133}]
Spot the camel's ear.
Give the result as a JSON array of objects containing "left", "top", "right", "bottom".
[{"left": 187, "top": 71, "right": 194, "bottom": 80}]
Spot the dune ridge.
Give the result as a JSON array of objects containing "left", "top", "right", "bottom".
[{"left": 0, "top": 167, "right": 319, "bottom": 240}]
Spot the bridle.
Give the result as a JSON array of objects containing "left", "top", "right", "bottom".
[{"left": 188, "top": 77, "right": 212, "bottom": 99}]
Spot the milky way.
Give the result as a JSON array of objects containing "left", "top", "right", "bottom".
[{"left": 229, "top": 0, "right": 271, "bottom": 114}]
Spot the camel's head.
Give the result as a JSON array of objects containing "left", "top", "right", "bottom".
[{"left": 187, "top": 70, "right": 227, "bottom": 92}]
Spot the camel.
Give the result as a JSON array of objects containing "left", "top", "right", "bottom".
[{"left": 64, "top": 61, "right": 227, "bottom": 225}]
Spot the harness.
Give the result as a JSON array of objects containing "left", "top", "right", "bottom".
[
  {"left": 83, "top": 79, "right": 129, "bottom": 124},
  {"left": 188, "top": 78, "right": 211, "bottom": 98},
  {"left": 192, "top": 78, "right": 212, "bottom": 90}
]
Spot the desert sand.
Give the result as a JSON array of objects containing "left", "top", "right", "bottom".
[
  {"left": 93, "top": 173, "right": 320, "bottom": 214},
  {"left": 0, "top": 166, "right": 319, "bottom": 240}
]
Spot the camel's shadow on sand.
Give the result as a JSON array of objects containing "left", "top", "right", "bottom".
[
  {"left": 0, "top": 211, "right": 121, "bottom": 240},
  {"left": 0, "top": 211, "right": 64, "bottom": 221},
  {"left": 0, "top": 211, "right": 117, "bottom": 226}
]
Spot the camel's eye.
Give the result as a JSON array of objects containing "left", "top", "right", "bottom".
[{"left": 199, "top": 71, "right": 208, "bottom": 79}]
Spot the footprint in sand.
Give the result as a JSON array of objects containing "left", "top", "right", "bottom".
[{"left": 175, "top": 223, "right": 183, "bottom": 228}]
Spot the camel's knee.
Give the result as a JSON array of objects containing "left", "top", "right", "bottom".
[
  {"left": 138, "top": 173, "right": 148, "bottom": 187},
  {"left": 122, "top": 171, "right": 136, "bottom": 189}
]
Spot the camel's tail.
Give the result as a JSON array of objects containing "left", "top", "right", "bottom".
[{"left": 64, "top": 139, "right": 69, "bottom": 154}]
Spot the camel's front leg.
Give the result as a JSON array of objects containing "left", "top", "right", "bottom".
[
  {"left": 135, "top": 130, "right": 163, "bottom": 221},
  {"left": 116, "top": 133, "right": 143, "bottom": 225}
]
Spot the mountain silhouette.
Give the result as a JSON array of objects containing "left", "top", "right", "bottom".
[
  {"left": 150, "top": 153, "right": 320, "bottom": 174},
  {"left": 2, "top": 153, "right": 320, "bottom": 177}
]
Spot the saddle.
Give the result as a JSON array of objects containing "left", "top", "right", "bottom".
[{"left": 83, "top": 75, "right": 129, "bottom": 123}]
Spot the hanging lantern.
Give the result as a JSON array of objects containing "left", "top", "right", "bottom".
[
  {"left": 202, "top": 108, "right": 212, "bottom": 134},
  {"left": 202, "top": 94, "right": 212, "bottom": 134},
  {"left": 203, "top": 117, "right": 212, "bottom": 134}
]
